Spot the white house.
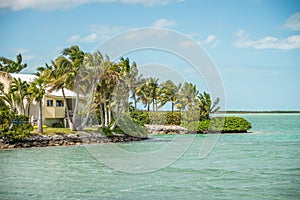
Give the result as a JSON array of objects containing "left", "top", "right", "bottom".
[{"left": 0, "top": 73, "right": 78, "bottom": 127}]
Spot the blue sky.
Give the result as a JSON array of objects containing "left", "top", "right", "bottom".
[{"left": 0, "top": 0, "right": 299, "bottom": 110}]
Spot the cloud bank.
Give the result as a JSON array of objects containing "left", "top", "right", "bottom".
[
  {"left": 284, "top": 12, "right": 300, "bottom": 31},
  {"left": 234, "top": 30, "right": 300, "bottom": 50},
  {"left": 152, "top": 18, "right": 176, "bottom": 28},
  {"left": 0, "top": 0, "right": 184, "bottom": 11}
]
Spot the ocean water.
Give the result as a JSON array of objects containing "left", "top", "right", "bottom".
[{"left": 1, "top": 114, "right": 300, "bottom": 199}]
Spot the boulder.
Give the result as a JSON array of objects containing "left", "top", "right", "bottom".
[{"left": 145, "top": 124, "right": 188, "bottom": 134}]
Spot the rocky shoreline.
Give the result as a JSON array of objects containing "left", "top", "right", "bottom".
[
  {"left": 0, "top": 132, "right": 147, "bottom": 149},
  {"left": 145, "top": 124, "right": 189, "bottom": 134}
]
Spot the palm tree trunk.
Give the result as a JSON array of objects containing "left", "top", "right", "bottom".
[
  {"left": 38, "top": 100, "right": 43, "bottom": 133},
  {"left": 21, "top": 97, "right": 26, "bottom": 115},
  {"left": 72, "top": 92, "right": 79, "bottom": 127},
  {"left": 108, "top": 98, "right": 112, "bottom": 124},
  {"left": 27, "top": 102, "right": 31, "bottom": 116},
  {"left": 103, "top": 93, "right": 108, "bottom": 127},
  {"left": 110, "top": 101, "right": 122, "bottom": 130},
  {"left": 134, "top": 94, "right": 137, "bottom": 110},
  {"left": 171, "top": 102, "right": 174, "bottom": 113},
  {"left": 98, "top": 92, "right": 105, "bottom": 127},
  {"left": 78, "top": 82, "right": 97, "bottom": 130},
  {"left": 62, "top": 88, "right": 76, "bottom": 131}
]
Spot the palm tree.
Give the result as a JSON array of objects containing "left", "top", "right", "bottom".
[
  {"left": 74, "top": 51, "right": 104, "bottom": 130},
  {"left": 137, "top": 77, "right": 160, "bottom": 112},
  {"left": 9, "top": 77, "right": 29, "bottom": 115},
  {"left": 148, "top": 77, "right": 160, "bottom": 111},
  {"left": 28, "top": 77, "right": 46, "bottom": 133},
  {"left": 100, "top": 68, "right": 119, "bottom": 127},
  {"left": 42, "top": 45, "right": 85, "bottom": 131},
  {"left": 159, "top": 80, "right": 181, "bottom": 113},
  {"left": 176, "top": 82, "right": 198, "bottom": 111},
  {"left": 117, "top": 57, "right": 140, "bottom": 110},
  {"left": 197, "top": 92, "right": 220, "bottom": 120},
  {"left": 0, "top": 54, "right": 27, "bottom": 73},
  {"left": 0, "top": 92, "right": 18, "bottom": 113}
]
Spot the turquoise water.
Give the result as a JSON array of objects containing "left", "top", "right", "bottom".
[{"left": 1, "top": 114, "right": 300, "bottom": 199}]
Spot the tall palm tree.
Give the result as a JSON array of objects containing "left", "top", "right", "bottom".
[
  {"left": 9, "top": 77, "right": 29, "bottom": 115},
  {"left": 28, "top": 77, "right": 46, "bottom": 133},
  {"left": 197, "top": 92, "right": 220, "bottom": 120},
  {"left": 176, "top": 82, "right": 198, "bottom": 111},
  {"left": 117, "top": 57, "right": 140, "bottom": 110},
  {"left": 74, "top": 51, "right": 104, "bottom": 130},
  {"left": 159, "top": 80, "right": 181, "bottom": 113},
  {"left": 42, "top": 46, "right": 85, "bottom": 131},
  {"left": 0, "top": 92, "right": 18, "bottom": 113},
  {"left": 100, "top": 68, "right": 119, "bottom": 127},
  {"left": 0, "top": 54, "right": 27, "bottom": 73}
]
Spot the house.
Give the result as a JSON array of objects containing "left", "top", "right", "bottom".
[{"left": 0, "top": 73, "right": 77, "bottom": 127}]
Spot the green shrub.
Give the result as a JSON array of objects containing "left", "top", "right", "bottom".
[
  {"left": 183, "top": 116, "right": 251, "bottom": 133},
  {"left": 221, "top": 116, "right": 252, "bottom": 133},
  {"left": 52, "top": 122, "right": 64, "bottom": 128},
  {"left": 181, "top": 121, "right": 199, "bottom": 132},
  {"left": 130, "top": 111, "right": 181, "bottom": 125},
  {"left": 0, "top": 109, "right": 33, "bottom": 142},
  {"left": 130, "top": 111, "right": 150, "bottom": 125},
  {"left": 118, "top": 114, "right": 148, "bottom": 138},
  {"left": 98, "top": 127, "right": 115, "bottom": 137}
]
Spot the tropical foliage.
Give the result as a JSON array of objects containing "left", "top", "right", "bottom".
[
  {"left": 1, "top": 45, "right": 224, "bottom": 135},
  {"left": 0, "top": 104, "right": 33, "bottom": 142},
  {"left": 0, "top": 54, "right": 27, "bottom": 73},
  {"left": 183, "top": 116, "right": 252, "bottom": 133}
]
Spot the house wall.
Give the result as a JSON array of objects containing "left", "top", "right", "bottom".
[
  {"left": 43, "top": 95, "right": 65, "bottom": 119},
  {"left": 0, "top": 75, "right": 11, "bottom": 93}
]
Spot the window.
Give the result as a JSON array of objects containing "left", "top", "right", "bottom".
[
  {"left": 56, "top": 100, "right": 64, "bottom": 107},
  {"left": 46, "top": 100, "right": 53, "bottom": 107}
]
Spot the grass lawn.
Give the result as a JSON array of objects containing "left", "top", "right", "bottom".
[
  {"left": 31, "top": 127, "right": 99, "bottom": 135},
  {"left": 31, "top": 128, "right": 75, "bottom": 135}
]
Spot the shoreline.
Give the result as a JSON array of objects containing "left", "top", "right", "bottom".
[{"left": 0, "top": 132, "right": 147, "bottom": 149}]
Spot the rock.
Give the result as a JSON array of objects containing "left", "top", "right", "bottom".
[
  {"left": 145, "top": 124, "right": 188, "bottom": 134},
  {"left": 0, "top": 131, "right": 146, "bottom": 149}
]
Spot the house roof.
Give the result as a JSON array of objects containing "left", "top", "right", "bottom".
[
  {"left": 9, "top": 73, "right": 77, "bottom": 98},
  {"left": 10, "top": 73, "right": 36, "bottom": 83}
]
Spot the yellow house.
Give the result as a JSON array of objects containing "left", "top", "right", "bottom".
[{"left": 0, "top": 73, "right": 77, "bottom": 127}]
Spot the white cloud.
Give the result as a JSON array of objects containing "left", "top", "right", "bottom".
[
  {"left": 66, "top": 34, "right": 81, "bottom": 43},
  {"left": 66, "top": 25, "right": 125, "bottom": 44},
  {"left": 284, "top": 12, "right": 300, "bottom": 31},
  {"left": 179, "top": 34, "right": 221, "bottom": 49},
  {"left": 88, "top": 25, "right": 124, "bottom": 40},
  {"left": 199, "top": 34, "right": 221, "bottom": 48},
  {"left": 0, "top": 0, "right": 183, "bottom": 11},
  {"left": 81, "top": 33, "right": 98, "bottom": 43},
  {"left": 152, "top": 18, "right": 176, "bottom": 28},
  {"left": 234, "top": 29, "right": 300, "bottom": 50}
]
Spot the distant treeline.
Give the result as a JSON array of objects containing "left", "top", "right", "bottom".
[{"left": 220, "top": 111, "right": 300, "bottom": 114}]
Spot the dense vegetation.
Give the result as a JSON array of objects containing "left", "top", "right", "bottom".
[
  {"left": 182, "top": 116, "right": 252, "bottom": 133},
  {"left": 0, "top": 45, "right": 252, "bottom": 141},
  {"left": 0, "top": 99, "right": 33, "bottom": 142},
  {"left": 130, "top": 111, "right": 181, "bottom": 126}
]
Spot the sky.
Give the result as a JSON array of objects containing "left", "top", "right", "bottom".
[{"left": 0, "top": 0, "right": 299, "bottom": 111}]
